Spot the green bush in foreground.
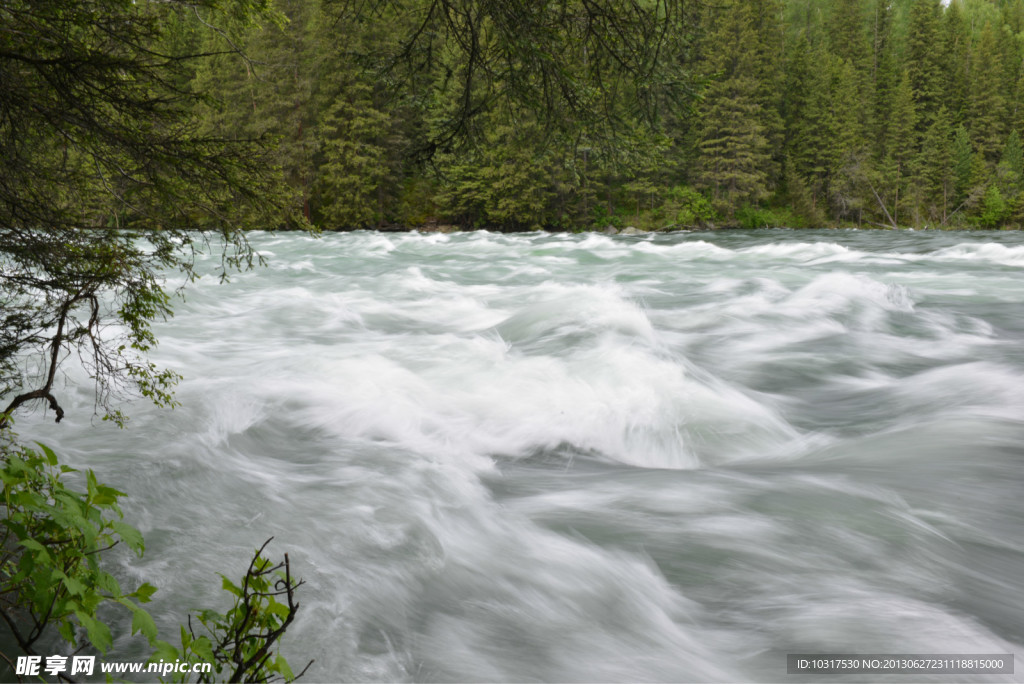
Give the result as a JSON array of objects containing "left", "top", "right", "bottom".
[{"left": 0, "top": 437, "right": 309, "bottom": 682}]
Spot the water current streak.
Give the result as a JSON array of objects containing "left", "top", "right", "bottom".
[{"left": 23, "top": 230, "right": 1024, "bottom": 682}]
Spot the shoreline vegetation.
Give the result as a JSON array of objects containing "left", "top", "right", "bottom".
[
  {"left": 193, "top": 0, "right": 1024, "bottom": 234},
  {"left": 369, "top": 221, "right": 1024, "bottom": 233}
]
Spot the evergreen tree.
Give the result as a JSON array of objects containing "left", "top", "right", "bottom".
[
  {"left": 786, "top": 0, "right": 828, "bottom": 43},
  {"left": 749, "top": 0, "right": 788, "bottom": 173},
  {"left": 168, "top": 0, "right": 1024, "bottom": 230},
  {"left": 906, "top": 0, "right": 945, "bottom": 134},
  {"left": 1014, "top": 71, "right": 1024, "bottom": 142},
  {"left": 943, "top": 1, "right": 971, "bottom": 125},
  {"left": 191, "top": 0, "right": 320, "bottom": 220},
  {"left": 917, "top": 106, "right": 954, "bottom": 223},
  {"left": 872, "top": 69, "right": 918, "bottom": 225},
  {"left": 315, "top": 84, "right": 393, "bottom": 228},
  {"left": 830, "top": 0, "right": 871, "bottom": 72},
  {"left": 695, "top": 0, "right": 776, "bottom": 215},
  {"left": 697, "top": 78, "right": 773, "bottom": 215},
  {"left": 886, "top": 71, "right": 919, "bottom": 174},
  {"left": 783, "top": 36, "right": 817, "bottom": 179},
  {"left": 969, "top": 20, "right": 1009, "bottom": 164},
  {"left": 997, "top": 130, "right": 1024, "bottom": 196},
  {"left": 436, "top": 120, "right": 573, "bottom": 229},
  {"left": 871, "top": 0, "right": 899, "bottom": 155},
  {"left": 952, "top": 124, "right": 978, "bottom": 205},
  {"left": 251, "top": 0, "right": 322, "bottom": 220},
  {"left": 1004, "top": 0, "right": 1024, "bottom": 34},
  {"left": 783, "top": 37, "right": 833, "bottom": 219},
  {"left": 827, "top": 55, "right": 870, "bottom": 221}
]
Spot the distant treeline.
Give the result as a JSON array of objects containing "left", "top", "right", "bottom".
[{"left": 191, "top": 0, "right": 1024, "bottom": 230}]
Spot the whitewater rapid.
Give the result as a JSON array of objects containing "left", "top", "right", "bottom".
[{"left": 19, "top": 229, "right": 1024, "bottom": 681}]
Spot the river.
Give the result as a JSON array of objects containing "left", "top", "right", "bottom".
[{"left": 21, "top": 229, "right": 1024, "bottom": 681}]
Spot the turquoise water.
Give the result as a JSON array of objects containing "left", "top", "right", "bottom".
[{"left": 22, "top": 229, "right": 1024, "bottom": 681}]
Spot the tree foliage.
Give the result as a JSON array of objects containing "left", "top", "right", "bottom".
[
  {"left": 152, "top": 539, "right": 311, "bottom": 683},
  {"left": 0, "top": 439, "right": 156, "bottom": 658},
  {"left": 153, "top": 0, "right": 1024, "bottom": 231},
  {"left": 0, "top": 0, "right": 315, "bottom": 677},
  {"left": 0, "top": 438, "right": 309, "bottom": 682},
  {"left": 0, "top": 0, "right": 304, "bottom": 428}
]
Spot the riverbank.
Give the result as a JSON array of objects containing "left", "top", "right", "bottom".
[{"left": 363, "top": 220, "right": 1022, "bottom": 233}]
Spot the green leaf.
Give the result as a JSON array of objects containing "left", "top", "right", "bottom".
[
  {"left": 135, "top": 582, "right": 158, "bottom": 603},
  {"left": 150, "top": 640, "right": 182, "bottom": 664},
  {"left": 61, "top": 574, "right": 87, "bottom": 597},
  {"left": 191, "top": 635, "right": 216, "bottom": 664},
  {"left": 58, "top": 620, "right": 75, "bottom": 643},
  {"left": 221, "top": 575, "right": 243, "bottom": 597},
  {"left": 86, "top": 470, "right": 99, "bottom": 500},
  {"left": 267, "top": 599, "right": 291, "bottom": 620},
  {"left": 19, "top": 538, "right": 51, "bottom": 563},
  {"left": 273, "top": 655, "right": 295, "bottom": 680},
  {"left": 110, "top": 520, "right": 145, "bottom": 555},
  {"left": 35, "top": 442, "right": 59, "bottom": 467},
  {"left": 76, "top": 611, "right": 113, "bottom": 653},
  {"left": 94, "top": 571, "right": 122, "bottom": 596},
  {"left": 131, "top": 605, "right": 159, "bottom": 641},
  {"left": 91, "top": 481, "right": 124, "bottom": 507}
]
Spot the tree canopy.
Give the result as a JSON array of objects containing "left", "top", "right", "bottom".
[
  {"left": 0, "top": 0, "right": 301, "bottom": 427},
  {"left": 150, "top": 0, "right": 1024, "bottom": 233}
]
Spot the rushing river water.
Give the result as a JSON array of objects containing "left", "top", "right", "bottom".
[{"left": 19, "top": 229, "right": 1024, "bottom": 682}]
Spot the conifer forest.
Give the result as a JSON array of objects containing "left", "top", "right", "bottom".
[{"left": 197, "top": 0, "right": 1024, "bottom": 231}]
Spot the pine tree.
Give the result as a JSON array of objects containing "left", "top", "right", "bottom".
[
  {"left": 886, "top": 71, "right": 919, "bottom": 175},
  {"left": 695, "top": 0, "right": 775, "bottom": 216},
  {"left": 969, "top": 20, "right": 1009, "bottom": 164},
  {"left": 943, "top": 1, "right": 971, "bottom": 126},
  {"left": 191, "top": 24, "right": 262, "bottom": 142},
  {"left": 952, "top": 124, "right": 977, "bottom": 205},
  {"left": 315, "top": 85, "right": 393, "bottom": 228},
  {"left": 784, "top": 37, "right": 833, "bottom": 219},
  {"left": 697, "top": 78, "right": 773, "bottom": 215},
  {"left": 192, "top": 0, "right": 321, "bottom": 221},
  {"left": 830, "top": 0, "right": 871, "bottom": 71},
  {"left": 1013, "top": 72, "right": 1024, "bottom": 142},
  {"left": 250, "top": 0, "right": 321, "bottom": 220},
  {"left": 997, "top": 130, "right": 1024, "bottom": 196},
  {"left": 1004, "top": 0, "right": 1024, "bottom": 34},
  {"left": 906, "top": 0, "right": 945, "bottom": 134},
  {"left": 749, "top": 0, "right": 787, "bottom": 174},
  {"left": 917, "top": 106, "right": 954, "bottom": 223},
  {"left": 870, "top": 0, "right": 899, "bottom": 156},
  {"left": 783, "top": 35, "right": 816, "bottom": 179},
  {"left": 871, "top": 69, "right": 917, "bottom": 225},
  {"left": 311, "top": 5, "right": 426, "bottom": 228},
  {"left": 827, "top": 55, "right": 869, "bottom": 221}
]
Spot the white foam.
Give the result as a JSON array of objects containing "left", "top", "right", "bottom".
[{"left": 931, "top": 243, "right": 1024, "bottom": 267}]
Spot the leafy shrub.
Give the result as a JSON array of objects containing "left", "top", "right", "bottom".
[
  {"left": 972, "top": 185, "right": 1010, "bottom": 229},
  {"left": 735, "top": 205, "right": 794, "bottom": 228},
  {"left": 0, "top": 439, "right": 158, "bottom": 656},
  {"left": 665, "top": 186, "right": 716, "bottom": 227},
  {"left": 0, "top": 437, "right": 309, "bottom": 682},
  {"left": 591, "top": 204, "right": 623, "bottom": 230}
]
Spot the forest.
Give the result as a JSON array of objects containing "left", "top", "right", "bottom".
[{"left": 194, "top": 0, "right": 1024, "bottom": 231}]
